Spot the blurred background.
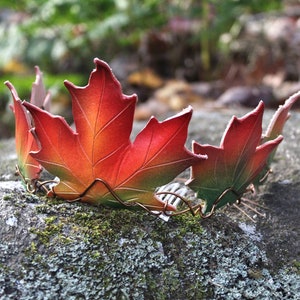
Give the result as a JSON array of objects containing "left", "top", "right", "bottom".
[{"left": 1, "top": 0, "right": 300, "bottom": 138}]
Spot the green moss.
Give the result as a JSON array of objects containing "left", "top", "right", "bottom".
[
  {"left": 145, "top": 267, "right": 182, "bottom": 300},
  {"left": 293, "top": 261, "right": 300, "bottom": 274},
  {"left": 173, "top": 213, "right": 203, "bottom": 235},
  {"left": 29, "top": 242, "right": 37, "bottom": 254},
  {"left": 30, "top": 218, "right": 64, "bottom": 245},
  {"left": 70, "top": 206, "right": 148, "bottom": 243},
  {"left": 35, "top": 204, "right": 50, "bottom": 214},
  {"left": 73, "top": 215, "right": 113, "bottom": 241},
  {"left": 44, "top": 216, "right": 57, "bottom": 225},
  {"left": 34, "top": 197, "right": 66, "bottom": 214},
  {"left": 2, "top": 193, "right": 13, "bottom": 201},
  {"left": 90, "top": 251, "right": 101, "bottom": 259},
  {"left": 23, "top": 193, "right": 40, "bottom": 203},
  {"left": 20, "top": 195, "right": 208, "bottom": 298}
]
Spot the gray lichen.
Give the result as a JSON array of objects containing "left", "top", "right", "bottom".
[
  {"left": 0, "top": 190, "right": 299, "bottom": 299},
  {"left": 0, "top": 109, "right": 300, "bottom": 299}
]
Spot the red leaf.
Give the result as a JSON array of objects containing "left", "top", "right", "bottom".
[
  {"left": 187, "top": 102, "right": 283, "bottom": 214},
  {"left": 24, "top": 59, "right": 203, "bottom": 211},
  {"left": 6, "top": 66, "right": 51, "bottom": 185},
  {"left": 6, "top": 82, "right": 42, "bottom": 182}
]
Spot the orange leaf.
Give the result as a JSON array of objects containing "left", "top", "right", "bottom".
[
  {"left": 24, "top": 59, "right": 203, "bottom": 211},
  {"left": 6, "top": 66, "right": 51, "bottom": 185},
  {"left": 6, "top": 82, "right": 42, "bottom": 182}
]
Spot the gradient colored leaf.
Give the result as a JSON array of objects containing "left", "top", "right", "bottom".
[
  {"left": 6, "top": 66, "right": 51, "bottom": 185},
  {"left": 6, "top": 82, "right": 42, "bottom": 182},
  {"left": 24, "top": 59, "right": 203, "bottom": 211},
  {"left": 253, "top": 91, "right": 300, "bottom": 186},
  {"left": 264, "top": 91, "right": 300, "bottom": 141},
  {"left": 187, "top": 102, "right": 283, "bottom": 214},
  {"left": 259, "top": 91, "right": 300, "bottom": 180}
]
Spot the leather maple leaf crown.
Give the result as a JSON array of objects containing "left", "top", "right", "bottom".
[{"left": 5, "top": 58, "right": 300, "bottom": 219}]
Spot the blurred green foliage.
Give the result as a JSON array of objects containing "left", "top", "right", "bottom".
[
  {"left": 0, "top": 0, "right": 282, "bottom": 137},
  {"left": 0, "top": 0, "right": 282, "bottom": 74},
  {"left": 0, "top": 0, "right": 170, "bottom": 74}
]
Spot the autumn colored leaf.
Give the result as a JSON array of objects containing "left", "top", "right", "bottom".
[
  {"left": 187, "top": 102, "right": 283, "bottom": 214},
  {"left": 24, "top": 58, "right": 202, "bottom": 211},
  {"left": 6, "top": 66, "right": 51, "bottom": 187},
  {"left": 5, "top": 67, "right": 50, "bottom": 185},
  {"left": 264, "top": 91, "right": 300, "bottom": 141},
  {"left": 254, "top": 91, "right": 300, "bottom": 185},
  {"left": 6, "top": 82, "right": 42, "bottom": 183}
]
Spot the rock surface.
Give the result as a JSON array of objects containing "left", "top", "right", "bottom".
[{"left": 0, "top": 108, "right": 299, "bottom": 299}]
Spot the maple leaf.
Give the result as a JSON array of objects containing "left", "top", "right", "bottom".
[
  {"left": 5, "top": 67, "right": 50, "bottom": 186},
  {"left": 254, "top": 91, "right": 300, "bottom": 184},
  {"left": 30, "top": 66, "right": 51, "bottom": 111},
  {"left": 187, "top": 101, "right": 283, "bottom": 215},
  {"left": 24, "top": 58, "right": 203, "bottom": 211},
  {"left": 6, "top": 81, "right": 42, "bottom": 183}
]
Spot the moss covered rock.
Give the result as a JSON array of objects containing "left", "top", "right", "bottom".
[{"left": 0, "top": 109, "right": 299, "bottom": 299}]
